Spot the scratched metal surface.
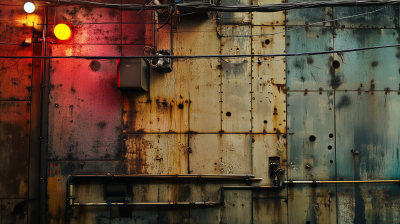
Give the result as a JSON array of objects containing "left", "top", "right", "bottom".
[
  {"left": 286, "top": 26, "right": 334, "bottom": 91},
  {"left": 334, "top": 28, "right": 399, "bottom": 91},
  {"left": 287, "top": 0, "right": 332, "bottom": 26}
]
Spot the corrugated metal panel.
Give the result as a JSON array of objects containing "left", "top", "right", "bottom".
[
  {"left": 334, "top": 28, "right": 399, "bottom": 91},
  {"left": 220, "top": 25, "right": 252, "bottom": 133},
  {"left": 0, "top": 101, "right": 30, "bottom": 199},
  {"left": 251, "top": 26, "right": 286, "bottom": 133},
  {"left": 286, "top": 27, "right": 334, "bottom": 91}
]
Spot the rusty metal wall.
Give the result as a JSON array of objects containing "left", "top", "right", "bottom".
[{"left": 0, "top": 0, "right": 43, "bottom": 223}]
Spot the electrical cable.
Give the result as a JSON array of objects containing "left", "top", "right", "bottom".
[
  {"left": 43, "top": 0, "right": 400, "bottom": 12},
  {"left": 0, "top": 58, "right": 22, "bottom": 71},
  {"left": 0, "top": 42, "right": 22, "bottom": 45},
  {"left": 0, "top": 43, "right": 399, "bottom": 59},
  {"left": 217, "top": 6, "right": 391, "bottom": 37}
]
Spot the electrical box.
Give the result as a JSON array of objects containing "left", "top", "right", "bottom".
[{"left": 117, "top": 58, "right": 149, "bottom": 91}]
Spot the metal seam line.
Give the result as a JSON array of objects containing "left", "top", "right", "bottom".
[{"left": 285, "top": 180, "right": 400, "bottom": 184}]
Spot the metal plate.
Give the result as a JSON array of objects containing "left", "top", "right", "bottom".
[
  {"left": 189, "top": 134, "right": 252, "bottom": 174},
  {"left": 0, "top": 199, "right": 28, "bottom": 224},
  {"left": 335, "top": 91, "right": 400, "bottom": 180},
  {"left": 334, "top": 6, "right": 396, "bottom": 29},
  {"left": 220, "top": 25, "right": 252, "bottom": 133},
  {"left": 251, "top": 26, "right": 286, "bottom": 133},
  {"left": 219, "top": 0, "right": 251, "bottom": 25},
  {"left": 287, "top": 91, "right": 335, "bottom": 180},
  {"left": 334, "top": 28, "right": 399, "bottom": 91},
  {"left": 122, "top": 134, "right": 188, "bottom": 174},
  {"left": 287, "top": 0, "right": 332, "bottom": 26},
  {"left": 47, "top": 56, "right": 122, "bottom": 160},
  {"left": 252, "top": 0, "right": 285, "bottom": 26},
  {"left": 253, "top": 198, "right": 287, "bottom": 224},
  {"left": 0, "top": 101, "right": 30, "bottom": 198},
  {"left": 286, "top": 26, "right": 334, "bottom": 91},
  {"left": 288, "top": 185, "right": 336, "bottom": 224}
]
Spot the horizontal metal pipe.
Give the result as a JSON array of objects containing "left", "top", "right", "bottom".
[
  {"left": 70, "top": 174, "right": 261, "bottom": 181},
  {"left": 285, "top": 180, "right": 400, "bottom": 184},
  {"left": 222, "top": 186, "right": 282, "bottom": 190},
  {"left": 72, "top": 202, "right": 221, "bottom": 206}
]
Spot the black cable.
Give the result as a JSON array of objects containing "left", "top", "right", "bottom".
[
  {"left": 0, "top": 43, "right": 399, "bottom": 59},
  {"left": 0, "top": 58, "right": 22, "bottom": 70},
  {"left": 0, "top": 42, "right": 22, "bottom": 46},
  {"left": 44, "top": 0, "right": 400, "bottom": 12}
]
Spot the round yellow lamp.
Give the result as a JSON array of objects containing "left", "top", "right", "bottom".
[{"left": 54, "top": 24, "right": 72, "bottom": 40}]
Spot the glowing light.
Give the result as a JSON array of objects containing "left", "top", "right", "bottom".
[
  {"left": 24, "top": 2, "right": 35, "bottom": 13},
  {"left": 54, "top": 24, "right": 72, "bottom": 40}
]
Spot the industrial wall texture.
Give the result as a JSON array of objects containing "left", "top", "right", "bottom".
[{"left": 1, "top": 0, "right": 400, "bottom": 223}]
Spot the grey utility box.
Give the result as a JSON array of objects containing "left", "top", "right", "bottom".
[{"left": 117, "top": 58, "right": 149, "bottom": 91}]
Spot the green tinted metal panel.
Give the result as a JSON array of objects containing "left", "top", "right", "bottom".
[
  {"left": 334, "top": 29, "right": 399, "bottom": 91},
  {"left": 287, "top": 91, "right": 335, "bottom": 180},
  {"left": 286, "top": 27, "right": 334, "bottom": 91},
  {"left": 335, "top": 91, "right": 400, "bottom": 180},
  {"left": 287, "top": 0, "right": 332, "bottom": 26},
  {"left": 333, "top": 6, "right": 396, "bottom": 29}
]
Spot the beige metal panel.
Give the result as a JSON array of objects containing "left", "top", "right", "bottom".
[
  {"left": 188, "top": 181, "right": 222, "bottom": 223},
  {"left": 221, "top": 190, "right": 252, "bottom": 223},
  {"left": 175, "top": 19, "right": 221, "bottom": 133},
  {"left": 252, "top": 134, "right": 286, "bottom": 186},
  {"left": 0, "top": 101, "right": 30, "bottom": 199},
  {"left": 253, "top": 198, "right": 287, "bottom": 224},
  {"left": 189, "top": 134, "right": 252, "bottom": 174},
  {"left": 123, "top": 134, "right": 188, "bottom": 174},
  {"left": 251, "top": 26, "right": 286, "bottom": 133},
  {"left": 251, "top": 0, "right": 286, "bottom": 26},
  {"left": 220, "top": 25, "right": 252, "bottom": 133},
  {"left": 288, "top": 186, "right": 336, "bottom": 224}
]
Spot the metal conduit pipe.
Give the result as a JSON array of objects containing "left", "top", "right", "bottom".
[
  {"left": 285, "top": 180, "right": 400, "bottom": 184},
  {"left": 66, "top": 174, "right": 261, "bottom": 224}
]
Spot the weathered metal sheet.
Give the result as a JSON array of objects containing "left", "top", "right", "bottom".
[
  {"left": 221, "top": 190, "right": 252, "bottom": 223},
  {"left": 122, "top": 134, "right": 188, "bottom": 174},
  {"left": 334, "top": 29, "right": 399, "bottom": 91},
  {"left": 335, "top": 91, "right": 400, "bottom": 180},
  {"left": 333, "top": 6, "right": 395, "bottom": 29},
  {"left": 252, "top": 0, "right": 285, "bottom": 26},
  {"left": 287, "top": 91, "right": 335, "bottom": 180},
  {"left": 288, "top": 185, "right": 337, "bottom": 224},
  {"left": 251, "top": 26, "right": 286, "bottom": 133},
  {"left": 52, "top": 6, "right": 121, "bottom": 24},
  {"left": 253, "top": 198, "right": 287, "bottom": 224},
  {"left": 0, "top": 101, "right": 30, "bottom": 199},
  {"left": 175, "top": 19, "right": 221, "bottom": 133},
  {"left": 47, "top": 57, "right": 122, "bottom": 160},
  {"left": 287, "top": 0, "right": 332, "bottom": 26},
  {"left": 0, "top": 199, "right": 28, "bottom": 224},
  {"left": 337, "top": 183, "right": 400, "bottom": 223},
  {"left": 252, "top": 134, "right": 286, "bottom": 186},
  {"left": 0, "top": 5, "right": 28, "bottom": 22},
  {"left": 219, "top": 0, "right": 251, "bottom": 25},
  {"left": 220, "top": 25, "right": 252, "bottom": 133},
  {"left": 189, "top": 134, "right": 252, "bottom": 174},
  {"left": 286, "top": 26, "right": 334, "bottom": 91},
  {"left": 70, "top": 206, "right": 110, "bottom": 224}
]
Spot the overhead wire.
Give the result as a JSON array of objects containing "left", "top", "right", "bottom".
[
  {"left": 217, "top": 6, "right": 391, "bottom": 37},
  {"left": 0, "top": 43, "right": 400, "bottom": 59}
]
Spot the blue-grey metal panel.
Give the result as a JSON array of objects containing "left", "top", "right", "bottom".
[
  {"left": 287, "top": 91, "right": 335, "bottom": 180},
  {"left": 334, "top": 28, "right": 399, "bottom": 91},
  {"left": 287, "top": 0, "right": 332, "bottom": 26},
  {"left": 335, "top": 91, "right": 400, "bottom": 180},
  {"left": 333, "top": 6, "right": 395, "bottom": 29},
  {"left": 286, "top": 27, "right": 334, "bottom": 91}
]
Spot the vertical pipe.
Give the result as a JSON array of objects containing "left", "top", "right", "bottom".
[{"left": 39, "top": 6, "right": 49, "bottom": 224}]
